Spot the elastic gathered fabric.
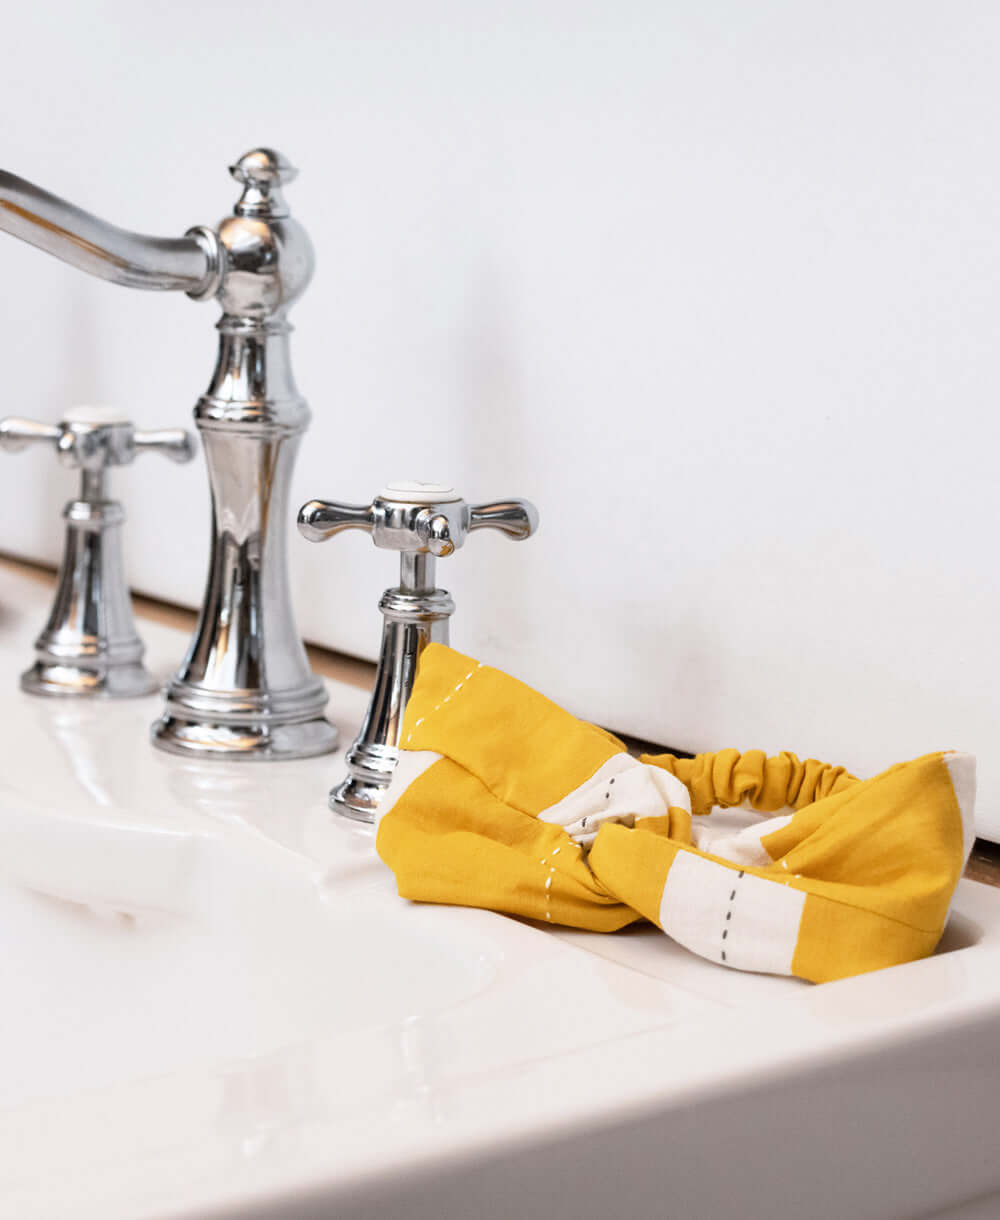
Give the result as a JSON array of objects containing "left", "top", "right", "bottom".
[
  {"left": 644, "top": 749, "right": 858, "bottom": 817},
  {"left": 376, "top": 644, "right": 976, "bottom": 984}
]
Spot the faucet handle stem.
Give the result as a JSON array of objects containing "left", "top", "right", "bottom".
[
  {"left": 467, "top": 499, "right": 540, "bottom": 542},
  {"left": 0, "top": 418, "right": 61, "bottom": 452},
  {"left": 132, "top": 428, "right": 196, "bottom": 464},
  {"left": 297, "top": 500, "right": 377, "bottom": 543}
]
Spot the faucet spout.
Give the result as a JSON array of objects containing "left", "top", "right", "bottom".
[{"left": 0, "top": 170, "right": 219, "bottom": 296}]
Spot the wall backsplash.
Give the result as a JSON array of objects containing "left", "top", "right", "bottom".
[{"left": 2, "top": 0, "right": 998, "bottom": 837}]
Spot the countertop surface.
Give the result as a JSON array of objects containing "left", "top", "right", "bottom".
[{"left": 3, "top": 553, "right": 1000, "bottom": 1220}]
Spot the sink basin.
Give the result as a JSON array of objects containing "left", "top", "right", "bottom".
[
  {"left": 1, "top": 857, "right": 502, "bottom": 1110},
  {"left": 1, "top": 562, "right": 999, "bottom": 1220}
]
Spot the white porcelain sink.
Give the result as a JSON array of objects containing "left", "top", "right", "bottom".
[
  {"left": 1, "top": 563, "right": 999, "bottom": 1220},
  {"left": 1, "top": 860, "right": 501, "bottom": 1109}
]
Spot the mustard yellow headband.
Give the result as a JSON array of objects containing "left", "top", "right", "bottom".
[{"left": 376, "top": 644, "right": 975, "bottom": 983}]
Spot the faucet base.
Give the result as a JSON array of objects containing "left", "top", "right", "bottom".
[
  {"left": 151, "top": 715, "right": 338, "bottom": 761},
  {"left": 330, "top": 780, "right": 383, "bottom": 824},
  {"left": 150, "top": 677, "right": 338, "bottom": 761},
  {"left": 21, "top": 660, "right": 158, "bottom": 700}
]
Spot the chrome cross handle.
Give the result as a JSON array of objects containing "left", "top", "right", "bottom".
[
  {"left": 0, "top": 408, "right": 194, "bottom": 473},
  {"left": 297, "top": 481, "right": 539, "bottom": 822},
  {"left": 297, "top": 481, "right": 539, "bottom": 558},
  {"left": 0, "top": 407, "right": 194, "bottom": 699}
]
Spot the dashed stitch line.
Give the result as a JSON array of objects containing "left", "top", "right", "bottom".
[
  {"left": 539, "top": 852, "right": 557, "bottom": 920},
  {"left": 721, "top": 869, "right": 745, "bottom": 964},
  {"left": 405, "top": 663, "right": 483, "bottom": 744}
]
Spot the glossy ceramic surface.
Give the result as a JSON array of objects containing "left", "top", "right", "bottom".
[{"left": 1, "top": 565, "right": 999, "bottom": 1220}]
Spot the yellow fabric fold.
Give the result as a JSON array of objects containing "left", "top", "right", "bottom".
[
  {"left": 377, "top": 756, "right": 636, "bottom": 932},
  {"left": 376, "top": 644, "right": 976, "bottom": 983}
]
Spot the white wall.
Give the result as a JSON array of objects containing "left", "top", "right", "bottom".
[{"left": 3, "top": 1, "right": 1000, "bottom": 838}]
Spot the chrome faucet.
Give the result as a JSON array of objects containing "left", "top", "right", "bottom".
[
  {"left": 0, "top": 150, "right": 337, "bottom": 759},
  {"left": 298, "top": 482, "right": 539, "bottom": 821},
  {"left": 0, "top": 408, "right": 194, "bottom": 697}
]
